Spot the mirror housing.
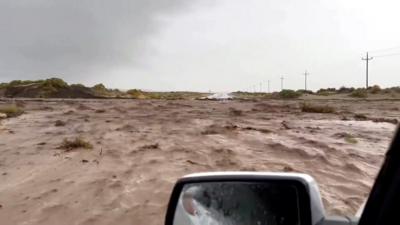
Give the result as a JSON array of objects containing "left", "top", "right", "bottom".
[{"left": 165, "top": 172, "right": 330, "bottom": 225}]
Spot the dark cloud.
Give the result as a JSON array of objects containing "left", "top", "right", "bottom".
[{"left": 0, "top": 0, "right": 195, "bottom": 82}]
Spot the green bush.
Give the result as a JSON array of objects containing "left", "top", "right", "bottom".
[
  {"left": 350, "top": 89, "right": 367, "bottom": 98},
  {"left": 279, "top": 89, "right": 302, "bottom": 99}
]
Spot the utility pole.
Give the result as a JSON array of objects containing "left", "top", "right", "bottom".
[
  {"left": 362, "top": 52, "right": 373, "bottom": 89},
  {"left": 303, "top": 70, "right": 309, "bottom": 91},
  {"left": 268, "top": 80, "right": 270, "bottom": 93},
  {"left": 280, "top": 76, "right": 284, "bottom": 91},
  {"left": 259, "top": 82, "right": 262, "bottom": 93}
]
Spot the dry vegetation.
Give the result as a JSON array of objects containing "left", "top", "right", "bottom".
[
  {"left": 349, "top": 89, "right": 368, "bottom": 98},
  {"left": 58, "top": 137, "right": 93, "bottom": 151},
  {"left": 233, "top": 85, "right": 400, "bottom": 100},
  {"left": 0, "top": 78, "right": 207, "bottom": 100},
  {"left": 0, "top": 104, "right": 24, "bottom": 118},
  {"left": 54, "top": 120, "right": 66, "bottom": 127},
  {"left": 301, "top": 103, "right": 336, "bottom": 113},
  {"left": 334, "top": 132, "right": 358, "bottom": 144}
]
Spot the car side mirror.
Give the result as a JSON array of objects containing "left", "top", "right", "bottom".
[{"left": 165, "top": 172, "right": 358, "bottom": 225}]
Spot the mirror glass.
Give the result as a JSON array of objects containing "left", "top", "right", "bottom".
[{"left": 173, "top": 181, "right": 300, "bottom": 225}]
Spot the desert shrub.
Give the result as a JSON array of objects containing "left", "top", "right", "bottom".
[
  {"left": 95, "top": 109, "right": 106, "bottom": 113},
  {"left": 8, "top": 80, "right": 23, "bottom": 86},
  {"left": 316, "top": 88, "right": 337, "bottom": 96},
  {"left": 229, "top": 108, "right": 243, "bottom": 116},
  {"left": 279, "top": 90, "right": 302, "bottom": 99},
  {"left": 127, "top": 89, "right": 146, "bottom": 99},
  {"left": 350, "top": 89, "right": 367, "bottom": 98},
  {"left": 297, "top": 89, "right": 313, "bottom": 94},
  {"left": 338, "top": 86, "right": 355, "bottom": 94},
  {"left": 316, "top": 91, "right": 331, "bottom": 96},
  {"left": 317, "top": 88, "right": 336, "bottom": 93},
  {"left": 59, "top": 137, "right": 93, "bottom": 151},
  {"left": 92, "top": 83, "right": 106, "bottom": 91},
  {"left": 388, "top": 87, "right": 400, "bottom": 93},
  {"left": 71, "top": 83, "right": 86, "bottom": 88},
  {"left": 55, "top": 120, "right": 66, "bottom": 126},
  {"left": 0, "top": 83, "right": 8, "bottom": 89},
  {"left": 369, "top": 85, "right": 381, "bottom": 94},
  {"left": 0, "top": 104, "right": 24, "bottom": 117},
  {"left": 8, "top": 80, "right": 43, "bottom": 87},
  {"left": 301, "top": 103, "right": 336, "bottom": 113},
  {"left": 147, "top": 92, "right": 189, "bottom": 100},
  {"left": 41, "top": 78, "right": 68, "bottom": 88},
  {"left": 354, "top": 113, "right": 368, "bottom": 120},
  {"left": 345, "top": 136, "right": 358, "bottom": 144},
  {"left": 38, "top": 78, "right": 68, "bottom": 94},
  {"left": 230, "top": 92, "right": 272, "bottom": 99},
  {"left": 92, "top": 83, "right": 107, "bottom": 93}
]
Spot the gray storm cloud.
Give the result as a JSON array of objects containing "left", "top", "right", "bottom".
[{"left": 0, "top": 0, "right": 196, "bottom": 82}]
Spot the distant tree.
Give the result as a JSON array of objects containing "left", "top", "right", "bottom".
[{"left": 279, "top": 89, "right": 302, "bottom": 99}]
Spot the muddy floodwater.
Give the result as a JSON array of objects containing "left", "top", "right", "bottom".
[{"left": 0, "top": 98, "right": 399, "bottom": 225}]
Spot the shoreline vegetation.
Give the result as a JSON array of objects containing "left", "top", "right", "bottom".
[{"left": 1, "top": 78, "right": 400, "bottom": 100}]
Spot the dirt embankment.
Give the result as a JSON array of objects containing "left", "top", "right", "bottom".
[{"left": 0, "top": 99, "right": 398, "bottom": 225}]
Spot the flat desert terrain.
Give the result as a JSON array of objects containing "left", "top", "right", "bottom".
[{"left": 0, "top": 98, "right": 399, "bottom": 225}]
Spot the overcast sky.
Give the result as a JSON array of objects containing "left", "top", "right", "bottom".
[{"left": 0, "top": 0, "right": 399, "bottom": 92}]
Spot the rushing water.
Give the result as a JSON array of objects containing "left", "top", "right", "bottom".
[{"left": 206, "top": 93, "right": 232, "bottom": 100}]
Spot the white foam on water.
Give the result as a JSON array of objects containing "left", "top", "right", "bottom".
[{"left": 206, "top": 93, "right": 232, "bottom": 100}]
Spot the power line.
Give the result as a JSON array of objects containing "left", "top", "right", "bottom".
[
  {"left": 369, "top": 45, "right": 400, "bottom": 53},
  {"left": 372, "top": 52, "right": 400, "bottom": 58}
]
